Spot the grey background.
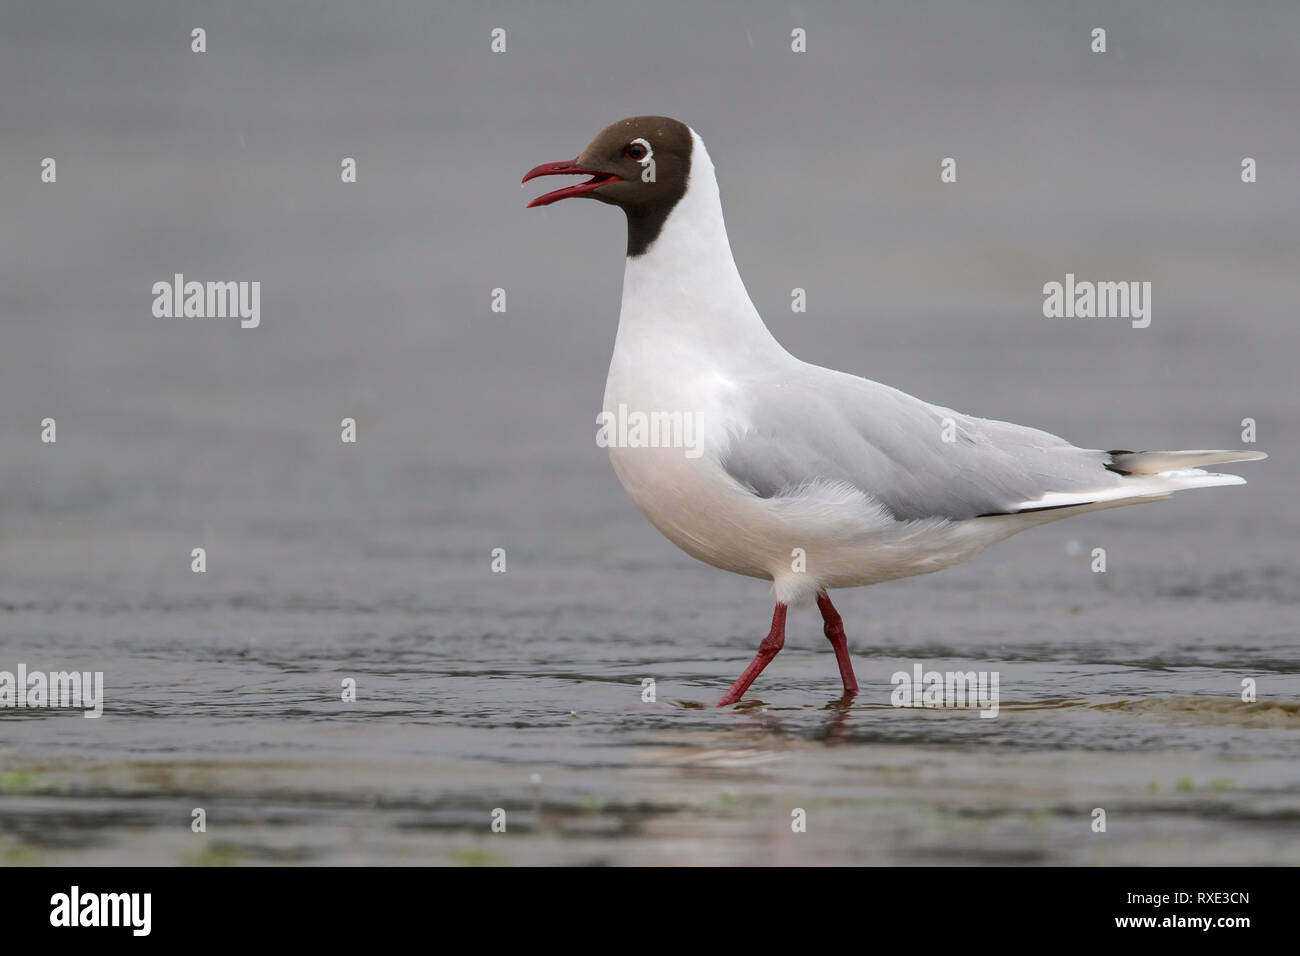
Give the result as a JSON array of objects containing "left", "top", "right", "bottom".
[{"left": 0, "top": 0, "right": 1296, "bottom": 865}]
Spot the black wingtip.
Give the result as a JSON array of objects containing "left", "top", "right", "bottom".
[{"left": 1105, "top": 449, "right": 1138, "bottom": 475}]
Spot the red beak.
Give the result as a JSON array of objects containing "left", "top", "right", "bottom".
[{"left": 522, "top": 160, "right": 621, "bottom": 207}]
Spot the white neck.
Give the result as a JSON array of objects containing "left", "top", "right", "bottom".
[{"left": 614, "top": 131, "right": 784, "bottom": 360}]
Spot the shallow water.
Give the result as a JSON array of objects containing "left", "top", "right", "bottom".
[
  {"left": 3, "top": 470, "right": 1297, "bottom": 865},
  {"left": 2, "top": 0, "right": 1298, "bottom": 865}
]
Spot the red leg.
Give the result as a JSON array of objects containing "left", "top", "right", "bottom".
[
  {"left": 816, "top": 591, "right": 859, "bottom": 696},
  {"left": 717, "top": 603, "right": 787, "bottom": 707}
]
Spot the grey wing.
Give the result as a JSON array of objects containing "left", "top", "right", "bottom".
[{"left": 718, "top": 367, "right": 1123, "bottom": 521}]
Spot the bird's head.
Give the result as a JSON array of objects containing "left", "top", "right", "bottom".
[{"left": 522, "top": 115, "right": 695, "bottom": 256}]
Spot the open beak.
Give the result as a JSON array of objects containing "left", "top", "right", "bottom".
[{"left": 522, "top": 160, "right": 621, "bottom": 207}]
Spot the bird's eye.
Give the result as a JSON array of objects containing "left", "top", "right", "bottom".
[{"left": 625, "top": 142, "right": 648, "bottom": 161}]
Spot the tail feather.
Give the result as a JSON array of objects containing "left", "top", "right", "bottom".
[
  {"left": 1107, "top": 449, "right": 1267, "bottom": 475},
  {"left": 1006, "top": 448, "right": 1264, "bottom": 515}
]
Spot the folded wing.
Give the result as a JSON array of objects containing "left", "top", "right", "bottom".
[{"left": 717, "top": 366, "right": 1264, "bottom": 522}]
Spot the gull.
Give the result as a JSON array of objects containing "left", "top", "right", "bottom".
[{"left": 523, "top": 116, "right": 1265, "bottom": 707}]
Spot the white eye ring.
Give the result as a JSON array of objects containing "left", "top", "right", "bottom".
[{"left": 629, "top": 137, "right": 653, "bottom": 165}]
